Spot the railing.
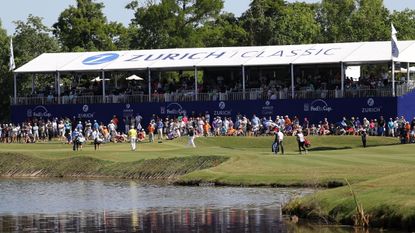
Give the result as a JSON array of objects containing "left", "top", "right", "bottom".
[{"left": 10, "top": 84, "right": 415, "bottom": 106}]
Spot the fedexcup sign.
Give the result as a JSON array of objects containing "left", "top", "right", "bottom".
[
  {"left": 304, "top": 99, "right": 333, "bottom": 112},
  {"left": 82, "top": 53, "right": 119, "bottom": 65},
  {"left": 27, "top": 105, "right": 52, "bottom": 118},
  {"left": 161, "top": 103, "right": 186, "bottom": 115}
]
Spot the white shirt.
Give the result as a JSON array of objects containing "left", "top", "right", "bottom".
[
  {"left": 108, "top": 123, "right": 116, "bottom": 131},
  {"left": 297, "top": 132, "right": 305, "bottom": 142},
  {"left": 277, "top": 132, "right": 284, "bottom": 142},
  {"left": 92, "top": 131, "right": 99, "bottom": 140}
]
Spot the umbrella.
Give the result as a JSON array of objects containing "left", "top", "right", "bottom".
[
  {"left": 396, "top": 67, "right": 415, "bottom": 73},
  {"left": 126, "top": 74, "right": 144, "bottom": 81},
  {"left": 91, "top": 77, "right": 110, "bottom": 82}
]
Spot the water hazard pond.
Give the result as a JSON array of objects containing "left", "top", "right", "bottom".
[{"left": 0, "top": 178, "right": 403, "bottom": 232}]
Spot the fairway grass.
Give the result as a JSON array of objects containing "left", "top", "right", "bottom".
[{"left": 0, "top": 135, "right": 414, "bottom": 229}]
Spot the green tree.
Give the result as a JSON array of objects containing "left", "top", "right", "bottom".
[
  {"left": 53, "top": 0, "right": 128, "bottom": 51},
  {"left": 390, "top": 9, "right": 415, "bottom": 40},
  {"left": 0, "top": 20, "right": 11, "bottom": 121},
  {"left": 127, "top": 0, "right": 224, "bottom": 49},
  {"left": 12, "top": 15, "right": 61, "bottom": 98},
  {"left": 197, "top": 12, "right": 248, "bottom": 47},
  {"left": 349, "top": 0, "right": 389, "bottom": 41},
  {"left": 273, "top": 2, "right": 320, "bottom": 45},
  {"left": 13, "top": 15, "right": 59, "bottom": 67},
  {"left": 241, "top": 0, "right": 320, "bottom": 45},
  {"left": 240, "top": 0, "right": 285, "bottom": 46},
  {"left": 318, "top": 0, "right": 356, "bottom": 43}
]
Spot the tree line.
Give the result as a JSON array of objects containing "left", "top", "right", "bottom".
[{"left": 1, "top": 0, "right": 415, "bottom": 120}]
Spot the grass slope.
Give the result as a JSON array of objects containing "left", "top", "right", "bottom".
[
  {"left": 0, "top": 135, "right": 409, "bottom": 186},
  {"left": 0, "top": 135, "right": 414, "bottom": 228}
]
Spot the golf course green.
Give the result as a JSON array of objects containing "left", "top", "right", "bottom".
[{"left": 0, "top": 135, "right": 414, "bottom": 229}]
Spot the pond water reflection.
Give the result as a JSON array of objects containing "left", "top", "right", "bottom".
[{"left": 0, "top": 179, "right": 403, "bottom": 232}]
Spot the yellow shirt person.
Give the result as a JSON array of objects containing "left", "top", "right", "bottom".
[{"left": 128, "top": 126, "right": 138, "bottom": 151}]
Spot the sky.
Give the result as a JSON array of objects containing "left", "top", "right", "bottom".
[{"left": 1, "top": 0, "right": 415, "bottom": 35}]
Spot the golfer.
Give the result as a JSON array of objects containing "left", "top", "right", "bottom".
[
  {"left": 128, "top": 125, "right": 138, "bottom": 151},
  {"left": 277, "top": 128, "right": 284, "bottom": 154},
  {"left": 296, "top": 129, "right": 307, "bottom": 154},
  {"left": 188, "top": 126, "right": 196, "bottom": 148},
  {"left": 92, "top": 128, "right": 102, "bottom": 150},
  {"left": 361, "top": 129, "right": 367, "bottom": 147}
]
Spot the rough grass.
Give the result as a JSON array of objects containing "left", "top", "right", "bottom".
[
  {"left": 1, "top": 135, "right": 414, "bottom": 229},
  {"left": 0, "top": 153, "right": 228, "bottom": 180}
]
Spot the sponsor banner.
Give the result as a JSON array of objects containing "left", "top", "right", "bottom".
[
  {"left": 398, "top": 90, "right": 415, "bottom": 120},
  {"left": 12, "top": 97, "right": 397, "bottom": 128}
]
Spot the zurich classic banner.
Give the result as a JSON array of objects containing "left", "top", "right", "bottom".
[{"left": 12, "top": 97, "right": 397, "bottom": 127}]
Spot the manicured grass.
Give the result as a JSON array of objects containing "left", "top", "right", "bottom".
[
  {"left": 0, "top": 135, "right": 409, "bottom": 186},
  {"left": 1, "top": 135, "right": 414, "bottom": 229}
]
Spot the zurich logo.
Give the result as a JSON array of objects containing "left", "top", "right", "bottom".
[
  {"left": 265, "top": 101, "right": 270, "bottom": 106},
  {"left": 219, "top": 101, "right": 226, "bottom": 110},
  {"left": 26, "top": 109, "right": 33, "bottom": 117},
  {"left": 367, "top": 98, "right": 375, "bottom": 107},
  {"left": 82, "top": 53, "right": 119, "bottom": 65},
  {"left": 82, "top": 105, "right": 89, "bottom": 113},
  {"left": 126, "top": 104, "right": 131, "bottom": 109}
]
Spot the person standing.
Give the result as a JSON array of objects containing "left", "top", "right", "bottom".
[
  {"left": 128, "top": 125, "right": 138, "bottom": 151},
  {"left": 92, "top": 128, "right": 102, "bottom": 150},
  {"left": 277, "top": 128, "right": 284, "bottom": 154},
  {"left": 135, "top": 113, "right": 143, "bottom": 130},
  {"left": 72, "top": 129, "right": 80, "bottom": 151},
  {"left": 272, "top": 130, "right": 279, "bottom": 155},
  {"left": 147, "top": 122, "right": 155, "bottom": 142},
  {"left": 188, "top": 126, "right": 196, "bottom": 148},
  {"left": 156, "top": 118, "right": 164, "bottom": 141},
  {"left": 296, "top": 129, "right": 307, "bottom": 154},
  {"left": 32, "top": 123, "right": 39, "bottom": 143},
  {"left": 124, "top": 116, "right": 130, "bottom": 134},
  {"left": 361, "top": 129, "right": 368, "bottom": 147}
]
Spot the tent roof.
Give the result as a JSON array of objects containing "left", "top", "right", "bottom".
[{"left": 14, "top": 41, "right": 415, "bottom": 74}]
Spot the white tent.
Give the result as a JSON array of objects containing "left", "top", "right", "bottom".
[
  {"left": 11, "top": 40, "right": 415, "bottom": 103},
  {"left": 14, "top": 41, "right": 415, "bottom": 73}
]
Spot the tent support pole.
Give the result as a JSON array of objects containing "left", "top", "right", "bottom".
[
  {"left": 13, "top": 73, "right": 17, "bottom": 105},
  {"left": 194, "top": 67, "right": 198, "bottom": 101},
  {"left": 406, "top": 62, "right": 411, "bottom": 86},
  {"left": 341, "top": 62, "right": 345, "bottom": 97},
  {"left": 290, "top": 64, "right": 295, "bottom": 99},
  {"left": 242, "top": 65, "right": 246, "bottom": 100},
  {"left": 102, "top": 71, "right": 106, "bottom": 103},
  {"left": 115, "top": 74, "right": 118, "bottom": 89},
  {"left": 148, "top": 68, "right": 151, "bottom": 102},
  {"left": 32, "top": 75, "right": 35, "bottom": 95},
  {"left": 57, "top": 72, "right": 61, "bottom": 104},
  {"left": 392, "top": 60, "right": 395, "bottom": 97}
]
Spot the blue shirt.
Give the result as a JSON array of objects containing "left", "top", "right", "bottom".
[
  {"left": 156, "top": 121, "right": 164, "bottom": 129},
  {"left": 71, "top": 130, "right": 79, "bottom": 139},
  {"left": 252, "top": 116, "right": 259, "bottom": 126}
]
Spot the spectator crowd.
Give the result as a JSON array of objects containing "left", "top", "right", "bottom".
[{"left": 1, "top": 112, "right": 415, "bottom": 146}]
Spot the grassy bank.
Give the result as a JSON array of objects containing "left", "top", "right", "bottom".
[
  {"left": 0, "top": 153, "right": 228, "bottom": 179},
  {"left": 283, "top": 171, "right": 415, "bottom": 229},
  {"left": 0, "top": 135, "right": 414, "bottom": 229}
]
